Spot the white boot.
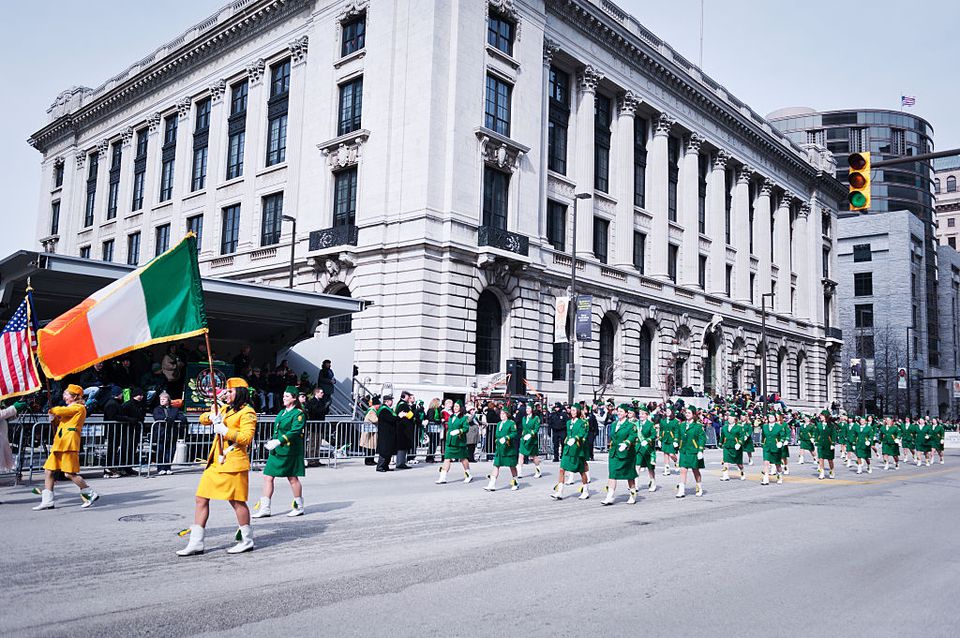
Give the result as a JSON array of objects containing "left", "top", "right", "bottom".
[
  {"left": 80, "top": 488, "right": 99, "bottom": 509},
  {"left": 760, "top": 473, "right": 769, "bottom": 486},
  {"left": 585, "top": 472, "right": 592, "bottom": 484},
  {"left": 798, "top": 456, "right": 805, "bottom": 464},
  {"left": 627, "top": 488, "right": 638, "bottom": 504},
  {"left": 739, "top": 470, "right": 746, "bottom": 481},
  {"left": 227, "top": 525, "right": 254, "bottom": 554},
  {"left": 435, "top": 469, "right": 448, "bottom": 484},
  {"left": 867, "top": 465, "right": 872, "bottom": 474},
  {"left": 565, "top": 474, "right": 575, "bottom": 485},
  {"left": 695, "top": 483, "right": 703, "bottom": 497},
  {"left": 856, "top": 463, "right": 862, "bottom": 475},
  {"left": 776, "top": 473, "right": 783, "bottom": 485},
  {"left": 534, "top": 465, "right": 542, "bottom": 479},
  {"left": 33, "top": 489, "right": 54, "bottom": 511},
  {"left": 818, "top": 468, "right": 825, "bottom": 480},
  {"left": 675, "top": 482, "right": 685, "bottom": 498},
  {"left": 251, "top": 496, "right": 271, "bottom": 518},
  {"left": 516, "top": 464, "right": 524, "bottom": 479},
  {"left": 176, "top": 525, "right": 205, "bottom": 556},
  {"left": 510, "top": 478, "right": 519, "bottom": 491},
  {"left": 484, "top": 476, "right": 497, "bottom": 491},
  {"left": 648, "top": 478, "right": 657, "bottom": 493},
  {"left": 287, "top": 497, "right": 304, "bottom": 517},
  {"left": 463, "top": 470, "right": 473, "bottom": 483},
  {"left": 550, "top": 483, "right": 564, "bottom": 500},
  {"left": 720, "top": 469, "right": 730, "bottom": 481},
  {"left": 601, "top": 486, "right": 615, "bottom": 506},
  {"left": 883, "top": 461, "right": 889, "bottom": 470},
  {"left": 578, "top": 484, "right": 590, "bottom": 500}
]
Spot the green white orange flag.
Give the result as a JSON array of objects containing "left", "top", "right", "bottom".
[{"left": 37, "top": 234, "right": 207, "bottom": 379}]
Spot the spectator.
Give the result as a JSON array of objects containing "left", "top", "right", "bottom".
[
  {"left": 317, "top": 360, "right": 336, "bottom": 410},
  {"left": 101, "top": 386, "right": 125, "bottom": 478},
  {"left": 152, "top": 391, "right": 187, "bottom": 475},
  {"left": 117, "top": 387, "right": 147, "bottom": 476},
  {"left": 232, "top": 345, "right": 253, "bottom": 377},
  {"left": 548, "top": 403, "right": 567, "bottom": 462},
  {"left": 395, "top": 391, "right": 416, "bottom": 469},
  {"left": 424, "top": 398, "right": 443, "bottom": 463},
  {"left": 375, "top": 394, "right": 399, "bottom": 472},
  {"left": 466, "top": 404, "right": 480, "bottom": 463},
  {"left": 113, "top": 357, "right": 135, "bottom": 390},
  {"left": 304, "top": 387, "right": 328, "bottom": 467},
  {"left": 161, "top": 344, "right": 185, "bottom": 396}
]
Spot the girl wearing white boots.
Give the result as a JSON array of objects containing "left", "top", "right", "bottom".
[
  {"left": 178, "top": 377, "right": 257, "bottom": 556},
  {"left": 253, "top": 386, "right": 306, "bottom": 519},
  {"left": 633, "top": 405, "right": 658, "bottom": 493},
  {"left": 517, "top": 404, "right": 543, "bottom": 479},
  {"left": 435, "top": 401, "right": 472, "bottom": 484},
  {"left": 33, "top": 384, "right": 100, "bottom": 510},
  {"left": 601, "top": 404, "right": 638, "bottom": 505},
  {"left": 485, "top": 408, "right": 519, "bottom": 491},
  {"left": 551, "top": 404, "right": 590, "bottom": 500}
]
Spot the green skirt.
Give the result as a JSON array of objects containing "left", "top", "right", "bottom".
[
  {"left": 881, "top": 443, "right": 900, "bottom": 456},
  {"left": 722, "top": 448, "right": 743, "bottom": 465},
  {"left": 799, "top": 440, "right": 815, "bottom": 451},
  {"left": 636, "top": 447, "right": 656, "bottom": 469},
  {"left": 264, "top": 450, "right": 305, "bottom": 478},
  {"left": 678, "top": 452, "right": 704, "bottom": 469},
  {"left": 817, "top": 445, "right": 835, "bottom": 460},
  {"left": 444, "top": 443, "right": 468, "bottom": 460},
  {"left": 661, "top": 442, "right": 678, "bottom": 454},
  {"left": 560, "top": 454, "right": 587, "bottom": 473},
  {"left": 763, "top": 449, "right": 783, "bottom": 464},
  {"left": 519, "top": 435, "right": 540, "bottom": 458},
  {"left": 742, "top": 435, "right": 755, "bottom": 452},
  {"left": 855, "top": 445, "right": 872, "bottom": 460},
  {"left": 608, "top": 452, "right": 638, "bottom": 480}
]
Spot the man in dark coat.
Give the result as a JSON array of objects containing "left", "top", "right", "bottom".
[
  {"left": 101, "top": 385, "right": 124, "bottom": 478},
  {"left": 394, "top": 391, "right": 416, "bottom": 469},
  {"left": 117, "top": 388, "right": 147, "bottom": 475},
  {"left": 376, "top": 395, "right": 399, "bottom": 472},
  {"left": 548, "top": 403, "right": 567, "bottom": 462}
]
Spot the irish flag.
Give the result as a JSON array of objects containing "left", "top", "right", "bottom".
[{"left": 37, "top": 235, "right": 207, "bottom": 379}]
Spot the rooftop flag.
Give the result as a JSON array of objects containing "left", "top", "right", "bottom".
[{"left": 901, "top": 95, "right": 916, "bottom": 107}]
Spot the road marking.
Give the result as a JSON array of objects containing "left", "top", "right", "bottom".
[{"left": 704, "top": 464, "right": 958, "bottom": 486}]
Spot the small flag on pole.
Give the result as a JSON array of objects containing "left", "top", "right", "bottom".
[
  {"left": 901, "top": 95, "right": 916, "bottom": 107},
  {"left": 0, "top": 297, "right": 42, "bottom": 401}
]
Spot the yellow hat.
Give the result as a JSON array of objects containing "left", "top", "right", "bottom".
[
  {"left": 225, "top": 377, "right": 249, "bottom": 389},
  {"left": 66, "top": 384, "right": 83, "bottom": 396}
]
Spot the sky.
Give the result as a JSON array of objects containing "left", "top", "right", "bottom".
[{"left": 0, "top": 0, "right": 956, "bottom": 259}]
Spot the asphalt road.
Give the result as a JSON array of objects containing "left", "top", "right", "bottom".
[{"left": 2, "top": 449, "right": 958, "bottom": 637}]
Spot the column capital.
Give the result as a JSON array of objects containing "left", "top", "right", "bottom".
[
  {"left": 617, "top": 90, "right": 641, "bottom": 117},
  {"left": 781, "top": 191, "right": 799, "bottom": 208},
  {"left": 97, "top": 138, "right": 109, "bottom": 157},
  {"left": 685, "top": 132, "right": 704, "bottom": 155},
  {"left": 209, "top": 79, "right": 227, "bottom": 103},
  {"left": 736, "top": 164, "right": 755, "bottom": 184},
  {"left": 247, "top": 58, "right": 266, "bottom": 84},
  {"left": 75, "top": 149, "right": 86, "bottom": 170},
  {"left": 654, "top": 112, "right": 676, "bottom": 136},
  {"left": 799, "top": 202, "right": 812, "bottom": 217},
  {"left": 121, "top": 126, "right": 135, "bottom": 147},
  {"left": 148, "top": 112, "right": 163, "bottom": 133},
  {"left": 760, "top": 178, "right": 775, "bottom": 197},
  {"left": 543, "top": 38, "right": 560, "bottom": 65},
  {"left": 176, "top": 96, "right": 192, "bottom": 120},
  {"left": 713, "top": 149, "right": 730, "bottom": 170},
  {"left": 288, "top": 34, "right": 309, "bottom": 65},
  {"left": 577, "top": 65, "right": 604, "bottom": 94}
]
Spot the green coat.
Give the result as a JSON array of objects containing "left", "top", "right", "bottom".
[
  {"left": 880, "top": 423, "right": 901, "bottom": 456},
  {"left": 815, "top": 420, "right": 837, "bottom": 459},
  {"left": 678, "top": 421, "right": 705, "bottom": 469},
  {"left": 263, "top": 407, "right": 306, "bottom": 477},
  {"left": 634, "top": 418, "right": 657, "bottom": 468},
  {"left": 741, "top": 421, "right": 756, "bottom": 452},
  {"left": 900, "top": 421, "right": 915, "bottom": 447},
  {"left": 560, "top": 418, "right": 589, "bottom": 473},
  {"left": 719, "top": 422, "right": 747, "bottom": 465},
  {"left": 762, "top": 422, "right": 788, "bottom": 463},
  {"left": 799, "top": 421, "right": 817, "bottom": 451},
  {"left": 659, "top": 418, "right": 680, "bottom": 452},
  {"left": 853, "top": 423, "right": 875, "bottom": 458},
  {"left": 914, "top": 423, "right": 934, "bottom": 451},
  {"left": 493, "top": 420, "right": 518, "bottom": 467},
  {"left": 931, "top": 423, "right": 945, "bottom": 451},
  {"left": 519, "top": 415, "right": 541, "bottom": 457},
  {"left": 608, "top": 418, "right": 638, "bottom": 480},
  {"left": 443, "top": 414, "right": 469, "bottom": 460}
]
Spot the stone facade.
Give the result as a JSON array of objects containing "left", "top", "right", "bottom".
[
  {"left": 28, "top": 0, "right": 844, "bottom": 409},
  {"left": 934, "top": 155, "right": 960, "bottom": 250}
]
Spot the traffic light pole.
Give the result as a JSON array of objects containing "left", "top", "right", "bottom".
[{"left": 871, "top": 148, "right": 960, "bottom": 168}]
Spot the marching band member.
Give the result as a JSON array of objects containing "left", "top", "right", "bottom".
[
  {"left": 436, "top": 401, "right": 472, "bottom": 484},
  {"left": 914, "top": 417, "right": 932, "bottom": 466},
  {"left": 33, "top": 385, "right": 99, "bottom": 510},
  {"left": 719, "top": 411, "right": 747, "bottom": 481},
  {"left": 602, "top": 404, "right": 638, "bottom": 505},
  {"left": 741, "top": 412, "right": 756, "bottom": 465},
  {"left": 252, "top": 386, "right": 306, "bottom": 518},
  {"left": 178, "top": 377, "right": 257, "bottom": 556},
  {"left": 931, "top": 418, "right": 945, "bottom": 464},
  {"left": 761, "top": 412, "right": 787, "bottom": 485},
  {"left": 485, "top": 408, "right": 519, "bottom": 491},
  {"left": 658, "top": 407, "right": 680, "bottom": 476},
  {"left": 900, "top": 417, "right": 916, "bottom": 464},
  {"left": 880, "top": 417, "right": 901, "bottom": 470},
  {"left": 517, "top": 404, "right": 543, "bottom": 479},
  {"left": 797, "top": 415, "right": 818, "bottom": 465},
  {"left": 778, "top": 412, "right": 791, "bottom": 475},
  {"left": 634, "top": 405, "right": 658, "bottom": 492},
  {"left": 853, "top": 416, "right": 876, "bottom": 474},
  {"left": 675, "top": 407, "right": 705, "bottom": 498},
  {"left": 551, "top": 404, "right": 590, "bottom": 500}
]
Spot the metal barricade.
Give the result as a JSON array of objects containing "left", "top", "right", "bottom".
[
  {"left": 26, "top": 420, "right": 148, "bottom": 482},
  {"left": 0, "top": 414, "right": 33, "bottom": 485}
]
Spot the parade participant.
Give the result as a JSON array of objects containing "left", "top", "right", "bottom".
[
  {"left": 931, "top": 418, "right": 945, "bottom": 464},
  {"left": 375, "top": 395, "right": 399, "bottom": 472},
  {"left": 836, "top": 416, "right": 848, "bottom": 465},
  {"left": 880, "top": 417, "right": 901, "bottom": 470},
  {"left": 0, "top": 400, "right": 27, "bottom": 472},
  {"left": 797, "top": 415, "right": 818, "bottom": 465},
  {"left": 252, "top": 386, "right": 306, "bottom": 518},
  {"left": 853, "top": 416, "right": 876, "bottom": 474},
  {"left": 485, "top": 408, "right": 519, "bottom": 491},
  {"left": 633, "top": 405, "right": 657, "bottom": 493},
  {"left": 760, "top": 412, "right": 787, "bottom": 485},
  {"left": 719, "top": 412, "right": 747, "bottom": 481},
  {"left": 675, "top": 407, "right": 705, "bottom": 498},
  {"left": 423, "top": 398, "right": 443, "bottom": 463},
  {"left": 741, "top": 412, "right": 756, "bottom": 465},
  {"left": 845, "top": 417, "right": 859, "bottom": 468},
  {"left": 914, "top": 417, "right": 932, "bottom": 466},
  {"left": 436, "top": 401, "right": 472, "bottom": 484},
  {"left": 778, "top": 412, "right": 791, "bottom": 475},
  {"left": 602, "top": 404, "right": 638, "bottom": 505},
  {"left": 815, "top": 410, "right": 837, "bottom": 480},
  {"left": 33, "top": 385, "right": 100, "bottom": 510},
  {"left": 177, "top": 378, "right": 257, "bottom": 556},
  {"left": 900, "top": 417, "right": 916, "bottom": 464},
  {"left": 551, "top": 404, "right": 590, "bottom": 500},
  {"left": 659, "top": 407, "right": 680, "bottom": 476},
  {"left": 517, "top": 404, "right": 542, "bottom": 479}
]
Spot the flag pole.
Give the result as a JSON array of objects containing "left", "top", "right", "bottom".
[
  {"left": 204, "top": 331, "right": 223, "bottom": 455},
  {"left": 24, "top": 277, "right": 51, "bottom": 410}
]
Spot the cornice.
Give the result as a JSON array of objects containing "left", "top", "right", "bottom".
[{"left": 28, "top": 0, "right": 311, "bottom": 154}]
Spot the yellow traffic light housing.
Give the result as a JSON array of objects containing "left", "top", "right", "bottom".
[{"left": 848, "top": 152, "right": 871, "bottom": 211}]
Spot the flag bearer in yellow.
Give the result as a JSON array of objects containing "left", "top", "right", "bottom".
[
  {"left": 178, "top": 377, "right": 257, "bottom": 556},
  {"left": 33, "top": 384, "right": 100, "bottom": 510},
  {"left": 252, "top": 386, "right": 306, "bottom": 518}
]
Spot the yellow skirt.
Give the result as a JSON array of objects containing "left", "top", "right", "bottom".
[
  {"left": 195, "top": 468, "right": 249, "bottom": 502},
  {"left": 44, "top": 451, "right": 80, "bottom": 474}
]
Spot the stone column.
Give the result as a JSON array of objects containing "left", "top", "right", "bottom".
[
  {"left": 679, "top": 133, "right": 703, "bottom": 287},
  {"left": 794, "top": 202, "right": 812, "bottom": 320},
  {"left": 648, "top": 112, "right": 675, "bottom": 279},
  {"left": 614, "top": 91, "right": 639, "bottom": 267},
  {"left": 116, "top": 127, "right": 135, "bottom": 223},
  {"left": 144, "top": 112, "right": 163, "bottom": 214},
  {"left": 754, "top": 178, "right": 774, "bottom": 304},
  {"left": 574, "top": 66, "right": 603, "bottom": 252},
  {"left": 774, "top": 192, "right": 792, "bottom": 313},
  {"left": 733, "top": 165, "right": 753, "bottom": 302},
  {"left": 540, "top": 40, "right": 560, "bottom": 244},
  {"left": 707, "top": 150, "right": 729, "bottom": 295},
  {"left": 202, "top": 80, "right": 228, "bottom": 256},
  {"left": 239, "top": 58, "right": 267, "bottom": 252}
]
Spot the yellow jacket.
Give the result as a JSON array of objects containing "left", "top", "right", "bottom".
[
  {"left": 199, "top": 404, "right": 256, "bottom": 472},
  {"left": 49, "top": 403, "right": 85, "bottom": 453}
]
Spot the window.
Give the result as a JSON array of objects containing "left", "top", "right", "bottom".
[
  {"left": 226, "top": 131, "right": 245, "bottom": 180},
  {"left": 155, "top": 224, "right": 170, "bottom": 256},
  {"left": 854, "top": 304, "right": 874, "bottom": 328},
  {"left": 127, "top": 232, "right": 140, "bottom": 266},
  {"left": 547, "top": 67, "right": 569, "bottom": 174},
  {"left": 854, "top": 272, "right": 873, "bottom": 296},
  {"left": 266, "top": 114, "right": 288, "bottom": 166},
  {"left": 187, "top": 215, "right": 203, "bottom": 247},
  {"left": 341, "top": 14, "right": 366, "bottom": 57},
  {"left": 333, "top": 167, "right": 358, "bottom": 227},
  {"left": 698, "top": 255, "right": 707, "bottom": 289},
  {"left": 949, "top": 176, "right": 957, "bottom": 193},
  {"left": 750, "top": 273, "right": 756, "bottom": 304},
  {"left": 748, "top": 181, "right": 756, "bottom": 253},
  {"left": 852, "top": 243, "right": 872, "bottom": 262},
  {"left": 337, "top": 77, "right": 363, "bottom": 136},
  {"left": 84, "top": 152, "right": 98, "bottom": 227},
  {"left": 667, "top": 137, "right": 679, "bottom": 222},
  {"left": 935, "top": 178, "right": 941, "bottom": 194},
  {"left": 484, "top": 75, "right": 511, "bottom": 136},
  {"left": 79, "top": 246, "right": 91, "bottom": 259},
  {"left": 132, "top": 129, "right": 147, "bottom": 211},
  {"left": 266, "top": 60, "right": 290, "bottom": 167},
  {"left": 163, "top": 114, "right": 178, "bottom": 146},
  {"left": 667, "top": 244, "right": 679, "bottom": 282},
  {"left": 822, "top": 247, "right": 830, "bottom": 278},
  {"left": 599, "top": 316, "right": 615, "bottom": 385},
  {"left": 159, "top": 114, "right": 177, "bottom": 202},
  {"left": 859, "top": 334, "right": 875, "bottom": 358},
  {"left": 634, "top": 117, "right": 647, "bottom": 207},
  {"left": 328, "top": 287, "right": 354, "bottom": 336},
  {"left": 948, "top": 217, "right": 956, "bottom": 228},
  {"left": 724, "top": 167, "right": 733, "bottom": 244},
  {"left": 50, "top": 201, "right": 60, "bottom": 235},
  {"left": 231, "top": 79, "right": 248, "bottom": 114},
  {"left": 192, "top": 98, "right": 210, "bottom": 191},
  {"left": 552, "top": 342, "right": 569, "bottom": 381},
  {"left": 101, "top": 239, "right": 114, "bottom": 262},
  {"left": 482, "top": 167, "right": 509, "bottom": 230},
  {"left": 261, "top": 192, "right": 284, "bottom": 246},
  {"left": 697, "top": 154, "right": 708, "bottom": 233},
  {"left": 53, "top": 162, "right": 64, "bottom": 188},
  {"left": 221, "top": 205, "right": 241, "bottom": 254},
  {"left": 192, "top": 146, "right": 208, "bottom": 191},
  {"left": 639, "top": 324, "right": 653, "bottom": 387},
  {"left": 195, "top": 97, "right": 211, "bottom": 131},
  {"left": 593, "top": 217, "right": 609, "bottom": 264},
  {"left": 950, "top": 237, "right": 957, "bottom": 250},
  {"left": 270, "top": 59, "right": 290, "bottom": 98},
  {"left": 594, "top": 95, "right": 612, "bottom": 192},
  {"left": 633, "top": 231, "right": 645, "bottom": 273},
  {"left": 487, "top": 9, "right": 515, "bottom": 55},
  {"left": 475, "top": 290, "right": 502, "bottom": 375},
  {"left": 725, "top": 264, "right": 733, "bottom": 297},
  {"left": 159, "top": 158, "right": 175, "bottom": 201},
  {"left": 227, "top": 81, "right": 248, "bottom": 180},
  {"left": 107, "top": 141, "right": 121, "bottom": 220},
  {"left": 546, "top": 200, "right": 566, "bottom": 251}
]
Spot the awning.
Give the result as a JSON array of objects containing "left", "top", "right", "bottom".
[{"left": 0, "top": 251, "right": 365, "bottom": 348}]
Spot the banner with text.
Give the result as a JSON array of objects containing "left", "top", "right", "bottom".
[{"left": 575, "top": 295, "right": 592, "bottom": 342}]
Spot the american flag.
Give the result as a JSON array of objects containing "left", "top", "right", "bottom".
[
  {"left": 901, "top": 95, "right": 916, "bottom": 107},
  {"left": 0, "top": 298, "right": 41, "bottom": 400}
]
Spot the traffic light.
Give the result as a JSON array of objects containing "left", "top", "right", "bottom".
[{"left": 848, "top": 152, "right": 871, "bottom": 211}]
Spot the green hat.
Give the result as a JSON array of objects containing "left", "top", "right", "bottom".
[
  {"left": 283, "top": 385, "right": 299, "bottom": 395},
  {"left": 618, "top": 403, "right": 632, "bottom": 412}
]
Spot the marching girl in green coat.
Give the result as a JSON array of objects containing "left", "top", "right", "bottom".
[
  {"left": 719, "top": 412, "right": 747, "bottom": 481},
  {"left": 880, "top": 417, "right": 901, "bottom": 470},
  {"left": 602, "top": 404, "right": 639, "bottom": 505},
  {"left": 778, "top": 413, "right": 791, "bottom": 475},
  {"left": 797, "top": 415, "right": 818, "bottom": 465},
  {"left": 761, "top": 413, "right": 787, "bottom": 485},
  {"left": 435, "top": 402, "right": 473, "bottom": 484},
  {"left": 845, "top": 418, "right": 859, "bottom": 468},
  {"left": 253, "top": 386, "right": 306, "bottom": 518},
  {"left": 551, "top": 404, "right": 590, "bottom": 500},
  {"left": 931, "top": 419, "right": 945, "bottom": 464},
  {"left": 741, "top": 413, "right": 756, "bottom": 465},
  {"left": 815, "top": 411, "right": 837, "bottom": 480},
  {"left": 675, "top": 408, "right": 705, "bottom": 498},
  {"left": 517, "top": 404, "right": 543, "bottom": 479},
  {"left": 659, "top": 407, "right": 680, "bottom": 476},
  {"left": 633, "top": 405, "right": 658, "bottom": 493},
  {"left": 915, "top": 418, "right": 934, "bottom": 466},
  {"left": 485, "top": 408, "right": 519, "bottom": 491},
  {"left": 853, "top": 417, "right": 876, "bottom": 474},
  {"left": 900, "top": 418, "right": 916, "bottom": 464}
]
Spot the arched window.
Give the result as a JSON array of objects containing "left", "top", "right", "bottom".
[
  {"left": 599, "top": 315, "right": 615, "bottom": 385},
  {"left": 328, "top": 286, "right": 353, "bottom": 336},
  {"left": 639, "top": 324, "right": 653, "bottom": 387},
  {"left": 796, "top": 352, "right": 807, "bottom": 399},
  {"left": 948, "top": 176, "right": 957, "bottom": 193},
  {"left": 475, "top": 290, "right": 502, "bottom": 375},
  {"left": 934, "top": 178, "right": 941, "bottom": 194}
]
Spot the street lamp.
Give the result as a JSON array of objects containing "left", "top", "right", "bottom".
[
  {"left": 567, "top": 192, "right": 592, "bottom": 406},
  {"left": 759, "top": 292, "right": 775, "bottom": 414},
  {"left": 282, "top": 214, "right": 297, "bottom": 289},
  {"left": 905, "top": 325, "right": 913, "bottom": 419}
]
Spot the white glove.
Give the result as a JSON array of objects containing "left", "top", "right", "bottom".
[
  {"left": 448, "top": 429, "right": 460, "bottom": 437},
  {"left": 210, "top": 413, "right": 224, "bottom": 428},
  {"left": 618, "top": 443, "right": 628, "bottom": 452},
  {"left": 640, "top": 439, "right": 648, "bottom": 447},
  {"left": 776, "top": 441, "right": 783, "bottom": 449},
  {"left": 422, "top": 419, "right": 429, "bottom": 426},
  {"left": 523, "top": 434, "right": 532, "bottom": 441},
  {"left": 265, "top": 439, "right": 281, "bottom": 451},
  {"left": 895, "top": 439, "right": 902, "bottom": 445},
  {"left": 734, "top": 443, "right": 741, "bottom": 450},
  {"left": 566, "top": 437, "right": 575, "bottom": 446},
  {"left": 925, "top": 435, "right": 930, "bottom": 439},
  {"left": 498, "top": 437, "right": 506, "bottom": 444},
  {"left": 829, "top": 445, "right": 835, "bottom": 450},
  {"left": 697, "top": 451, "right": 704, "bottom": 460},
  {"left": 213, "top": 422, "right": 228, "bottom": 436}
]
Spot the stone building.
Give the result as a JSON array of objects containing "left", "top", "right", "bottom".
[
  {"left": 934, "top": 155, "right": 960, "bottom": 249},
  {"left": 27, "top": 0, "right": 844, "bottom": 408}
]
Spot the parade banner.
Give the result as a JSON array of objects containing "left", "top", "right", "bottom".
[
  {"left": 37, "top": 235, "right": 207, "bottom": 379},
  {"left": 850, "top": 358, "right": 862, "bottom": 384},
  {"left": 897, "top": 367, "right": 907, "bottom": 390},
  {"left": 554, "top": 296, "right": 569, "bottom": 343},
  {"left": 575, "top": 295, "right": 592, "bottom": 342},
  {"left": 183, "top": 361, "right": 234, "bottom": 414},
  {"left": 953, "top": 379, "right": 960, "bottom": 398}
]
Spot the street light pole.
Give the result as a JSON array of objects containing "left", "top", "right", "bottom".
[
  {"left": 282, "top": 215, "right": 297, "bottom": 289},
  {"left": 760, "top": 292, "right": 774, "bottom": 415},
  {"left": 567, "top": 192, "right": 592, "bottom": 406},
  {"left": 906, "top": 325, "right": 912, "bottom": 419}
]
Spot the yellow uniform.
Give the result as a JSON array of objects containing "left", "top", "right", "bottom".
[
  {"left": 43, "top": 403, "right": 85, "bottom": 474},
  {"left": 195, "top": 404, "right": 257, "bottom": 501}
]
